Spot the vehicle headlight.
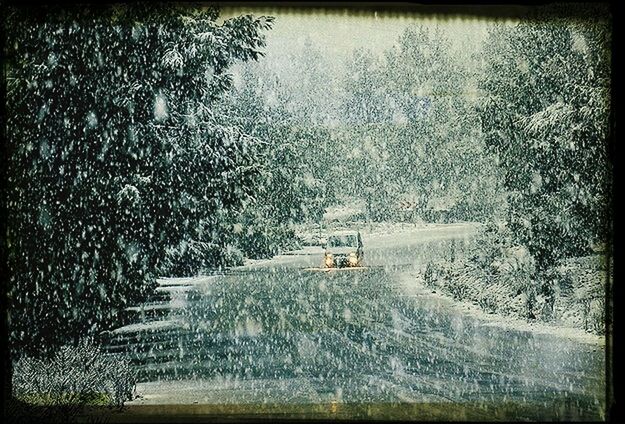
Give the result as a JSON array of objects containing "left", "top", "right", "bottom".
[{"left": 348, "top": 253, "right": 358, "bottom": 265}]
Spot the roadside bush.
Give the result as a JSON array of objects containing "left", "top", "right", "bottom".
[
  {"left": 159, "top": 241, "right": 206, "bottom": 277},
  {"left": 12, "top": 338, "right": 137, "bottom": 417},
  {"left": 423, "top": 244, "right": 607, "bottom": 335},
  {"left": 543, "top": 256, "right": 606, "bottom": 335},
  {"left": 446, "top": 270, "right": 471, "bottom": 301},
  {"left": 476, "top": 284, "right": 500, "bottom": 314},
  {"left": 424, "top": 221, "right": 607, "bottom": 335},
  {"left": 158, "top": 240, "right": 245, "bottom": 277},
  {"left": 237, "top": 224, "right": 301, "bottom": 259},
  {"left": 468, "top": 221, "right": 515, "bottom": 270},
  {"left": 586, "top": 298, "right": 605, "bottom": 335}
]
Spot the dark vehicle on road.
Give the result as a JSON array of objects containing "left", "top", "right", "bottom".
[{"left": 324, "top": 230, "right": 363, "bottom": 268}]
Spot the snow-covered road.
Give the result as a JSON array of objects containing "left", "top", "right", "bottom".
[{"left": 104, "top": 223, "right": 605, "bottom": 420}]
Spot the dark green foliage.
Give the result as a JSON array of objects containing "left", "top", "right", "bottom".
[
  {"left": 158, "top": 239, "right": 244, "bottom": 277},
  {"left": 5, "top": 5, "right": 273, "bottom": 356},
  {"left": 479, "top": 13, "right": 611, "bottom": 270},
  {"left": 236, "top": 221, "right": 300, "bottom": 260}
]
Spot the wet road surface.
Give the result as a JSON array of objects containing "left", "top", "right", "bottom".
[{"left": 104, "top": 227, "right": 606, "bottom": 420}]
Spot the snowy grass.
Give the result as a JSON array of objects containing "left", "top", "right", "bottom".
[
  {"left": 422, "top": 255, "right": 607, "bottom": 337},
  {"left": 401, "top": 272, "right": 603, "bottom": 346}
]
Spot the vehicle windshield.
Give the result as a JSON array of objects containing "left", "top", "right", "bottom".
[{"left": 328, "top": 234, "right": 358, "bottom": 248}]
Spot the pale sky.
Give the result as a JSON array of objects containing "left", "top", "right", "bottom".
[
  {"left": 220, "top": 5, "right": 513, "bottom": 103},
  {"left": 222, "top": 6, "right": 497, "bottom": 61}
]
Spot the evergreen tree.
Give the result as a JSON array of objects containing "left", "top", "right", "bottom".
[
  {"left": 479, "top": 12, "right": 611, "bottom": 271},
  {"left": 218, "top": 65, "right": 333, "bottom": 258},
  {"left": 339, "top": 26, "right": 500, "bottom": 222},
  {"left": 5, "top": 4, "right": 273, "bottom": 356}
]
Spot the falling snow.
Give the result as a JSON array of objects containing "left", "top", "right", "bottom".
[{"left": 4, "top": 3, "right": 611, "bottom": 421}]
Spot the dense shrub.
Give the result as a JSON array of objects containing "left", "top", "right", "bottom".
[
  {"left": 553, "top": 256, "right": 607, "bottom": 334},
  {"left": 422, "top": 252, "right": 607, "bottom": 335},
  {"left": 11, "top": 338, "right": 136, "bottom": 422},
  {"left": 158, "top": 239, "right": 246, "bottom": 277},
  {"left": 236, "top": 225, "right": 301, "bottom": 260}
]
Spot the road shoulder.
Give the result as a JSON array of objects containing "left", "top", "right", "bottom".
[{"left": 396, "top": 271, "right": 605, "bottom": 347}]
